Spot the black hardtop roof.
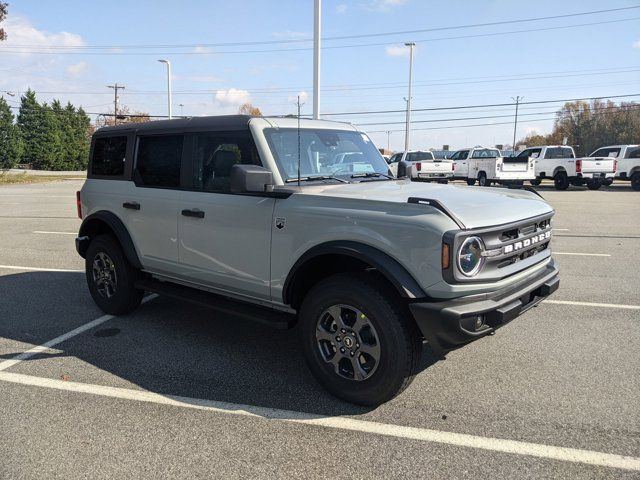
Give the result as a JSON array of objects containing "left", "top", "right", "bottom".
[{"left": 94, "top": 114, "right": 254, "bottom": 136}]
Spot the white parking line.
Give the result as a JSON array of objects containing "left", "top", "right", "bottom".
[
  {"left": 33, "top": 231, "right": 77, "bottom": 235},
  {"left": 546, "top": 300, "right": 640, "bottom": 310},
  {"left": 0, "top": 371, "right": 637, "bottom": 471},
  {"left": 0, "top": 264, "right": 83, "bottom": 273},
  {"left": 0, "top": 294, "right": 157, "bottom": 372},
  {"left": 554, "top": 252, "right": 611, "bottom": 257},
  {"left": 554, "top": 228, "right": 570, "bottom": 231}
]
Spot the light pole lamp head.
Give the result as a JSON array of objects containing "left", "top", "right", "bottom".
[
  {"left": 158, "top": 59, "right": 170, "bottom": 66},
  {"left": 404, "top": 42, "right": 416, "bottom": 47}
]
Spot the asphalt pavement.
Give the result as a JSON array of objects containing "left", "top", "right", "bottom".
[{"left": 0, "top": 179, "right": 638, "bottom": 479}]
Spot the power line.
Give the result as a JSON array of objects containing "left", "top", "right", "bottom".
[
  {"left": 3, "top": 6, "right": 638, "bottom": 50},
  {"left": 1, "top": 17, "right": 637, "bottom": 55}
]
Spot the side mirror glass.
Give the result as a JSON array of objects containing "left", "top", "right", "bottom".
[{"left": 230, "top": 164, "right": 274, "bottom": 194}]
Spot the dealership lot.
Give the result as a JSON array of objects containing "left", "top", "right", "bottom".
[{"left": 0, "top": 179, "right": 638, "bottom": 479}]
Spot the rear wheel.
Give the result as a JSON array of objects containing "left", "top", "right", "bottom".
[
  {"left": 554, "top": 171, "right": 569, "bottom": 190},
  {"left": 602, "top": 178, "right": 613, "bottom": 187},
  {"left": 587, "top": 180, "right": 602, "bottom": 190},
  {"left": 478, "top": 172, "right": 488, "bottom": 187},
  {"left": 299, "top": 272, "right": 421, "bottom": 406},
  {"left": 631, "top": 172, "right": 640, "bottom": 191},
  {"left": 85, "top": 234, "right": 143, "bottom": 315},
  {"left": 530, "top": 178, "right": 542, "bottom": 186}
]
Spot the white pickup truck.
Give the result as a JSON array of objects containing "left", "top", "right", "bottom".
[
  {"left": 588, "top": 145, "right": 640, "bottom": 190},
  {"left": 388, "top": 150, "right": 454, "bottom": 183},
  {"left": 449, "top": 147, "right": 534, "bottom": 186},
  {"left": 516, "top": 145, "right": 616, "bottom": 190}
]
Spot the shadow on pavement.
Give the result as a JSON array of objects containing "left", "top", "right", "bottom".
[{"left": 0, "top": 271, "right": 443, "bottom": 416}]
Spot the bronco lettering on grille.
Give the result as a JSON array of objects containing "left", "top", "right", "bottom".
[{"left": 503, "top": 231, "right": 551, "bottom": 254}]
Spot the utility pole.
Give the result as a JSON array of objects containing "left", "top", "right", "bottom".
[
  {"left": 179, "top": 103, "right": 184, "bottom": 116},
  {"left": 313, "top": 0, "right": 321, "bottom": 119},
  {"left": 158, "top": 59, "right": 173, "bottom": 119},
  {"left": 386, "top": 130, "right": 391, "bottom": 151},
  {"left": 296, "top": 95, "right": 305, "bottom": 186},
  {"left": 107, "top": 83, "right": 125, "bottom": 125},
  {"left": 404, "top": 42, "right": 415, "bottom": 152},
  {"left": 511, "top": 95, "right": 522, "bottom": 151}
]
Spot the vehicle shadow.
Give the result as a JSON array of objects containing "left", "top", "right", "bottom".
[{"left": 0, "top": 271, "right": 443, "bottom": 417}]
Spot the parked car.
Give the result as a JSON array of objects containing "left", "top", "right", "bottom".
[
  {"left": 449, "top": 147, "right": 535, "bottom": 186},
  {"left": 388, "top": 150, "right": 454, "bottom": 182},
  {"left": 76, "top": 115, "right": 559, "bottom": 405},
  {"left": 517, "top": 145, "right": 616, "bottom": 190},
  {"left": 588, "top": 145, "right": 640, "bottom": 190}
]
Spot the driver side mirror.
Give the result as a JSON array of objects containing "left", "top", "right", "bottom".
[{"left": 230, "top": 164, "right": 274, "bottom": 194}]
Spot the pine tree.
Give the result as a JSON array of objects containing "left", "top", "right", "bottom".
[
  {"left": 38, "top": 103, "right": 64, "bottom": 170},
  {"left": 74, "top": 107, "right": 92, "bottom": 170},
  {"left": 16, "top": 89, "right": 43, "bottom": 167},
  {"left": 0, "top": 97, "right": 23, "bottom": 169}
]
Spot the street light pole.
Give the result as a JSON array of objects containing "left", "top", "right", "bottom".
[
  {"left": 404, "top": 42, "right": 415, "bottom": 152},
  {"left": 158, "top": 59, "right": 173, "bottom": 119},
  {"left": 511, "top": 95, "right": 522, "bottom": 151},
  {"left": 313, "top": 0, "right": 321, "bottom": 119}
]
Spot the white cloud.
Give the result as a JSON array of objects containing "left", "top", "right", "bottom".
[
  {"left": 385, "top": 44, "right": 412, "bottom": 57},
  {"left": 633, "top": 40, "right": 640, "bottom": 49},
  {"left": 288, "top": 91, "right": 308, "bottom": 104},
  {"left": 192, "top": 45, "right": 212, "bottom": 54},
  {"left": 363, "top": 0, "right": 407, "bottom": 12},
  {"left": 66, "top": 62, "right": 88, "bottom": 76},
  {"left": 336, "top": 4, "right": 348, "bottom": 13},
  {"left": 214, "top": 88, "right": 251, "bottom": 106},
  {"left": 3, "top": 15, "right": 84, "bottom": 55}
]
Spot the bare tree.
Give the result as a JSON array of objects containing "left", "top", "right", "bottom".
[{"left": 0, "top": 2, "right": 8, "bottom": 41}]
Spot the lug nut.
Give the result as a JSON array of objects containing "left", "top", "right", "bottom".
[
  {"left": 356, "top": 343, "right": 360, "bottom": 348},
  {"left": 350, "top": 351, "right": 354, "bottom": 356},
  {"left": 340, "top": 347, "right": 345, "bottom": 353},
  {"left": 341, "top": 328, "right": 346, "bottom": 333},
  {"left": 336, "top": 336, "right": 341, "bottom": 342}
]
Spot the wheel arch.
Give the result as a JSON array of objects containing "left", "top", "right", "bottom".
[
  {"left": 553, "top": 166, "right": 567, "bottom": 177},
  {"left": 78, "top": 211, "right": 142, "bottom": 269},
  {"left": 282, "top": 241, "right": 427, "bottom": 310}
]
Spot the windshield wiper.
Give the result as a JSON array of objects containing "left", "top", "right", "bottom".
[
  {"left": 350, "top": 172, "right": 394, "bottom": 180},
  {"left": 285, "top": 175, "right": 350, "bottom": 184}
]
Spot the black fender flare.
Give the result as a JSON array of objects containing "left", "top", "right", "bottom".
[
  {"left": 282, "top": 241, "right": 427, "bottom": 305},
  {"left": 78, "top": 211, "right": 142, "bottom": 269}
]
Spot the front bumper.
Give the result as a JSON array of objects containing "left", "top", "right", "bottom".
[{"left": 409, "top": 259, "right": 559, "bottom": 352}]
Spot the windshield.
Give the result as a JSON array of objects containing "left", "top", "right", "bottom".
[
  {"left": 471, "top": 148, "right": 500, "bottom": 158},
  {"left": 264, "top": 128, "right": 390, "bottom": 182}
]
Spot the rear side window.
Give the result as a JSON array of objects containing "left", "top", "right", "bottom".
[
  {"left": 545, "top": 147, "right": 573, "bottom": 159},
  {"left": 91, "top": 136, "right": 127, "bottom": 176},
  {"left": 135, "top": 135, "right": 184, "bottom": 188},
  {"left": 591, "top": 147, "right": 621, "bottom": 158}
]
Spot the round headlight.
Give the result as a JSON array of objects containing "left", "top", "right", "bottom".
[{"left": 457, "top": 236, "right": 484, "bottom": 277}]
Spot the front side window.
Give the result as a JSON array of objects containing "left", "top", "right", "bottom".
[
  {"left": 389, "top": 153, "right": 402, "bottom": 163},
  {"left": 458, "top": 150, "right": 469, "bottom": 160},
  {"left": 192, "top": 132, "right": 261, "bottom": 192},
  {"left": 264, "top": 128, "right": 389, "bottom": 182},
  {"left": 628, "top": 148, "right": 640, "bottom": 159},
  {"left": 471, "top": 149, "right": 500, "bottom": 159},
  {"left": 135, "top": 135, "right": 184, "bottom": 188},
  {"left": 91, "top": 136, "right": 127, "bottom": 176}
]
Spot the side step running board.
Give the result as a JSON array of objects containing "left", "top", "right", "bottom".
[{"left": 135, "top": 278, "right": 296, "bottom": 330}]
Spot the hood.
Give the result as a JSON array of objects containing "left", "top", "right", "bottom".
[{"left": 297, "top": 180, "right": 553, "bottom": 229}]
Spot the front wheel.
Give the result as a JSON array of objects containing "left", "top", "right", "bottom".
[
  {"left": 85, "top": 234, "right": 143, "bottom": 315},
  {"left": 631, "top": 172, "right": 640, "bottom": 191},
  {"left": 466, "top": 178, "right": 476, "bottom": 186},
  {"left": 530, "top": 178, "right": 542, "bottom": 186},
  {"left": 602, "top": 178, "right": 613, "bottom": 187},
  {"left": 299, "top": 272, "right": 422, "bottom": 406},
  {"left": 587, "top": 180, "right": 602, "bottom": 190}
]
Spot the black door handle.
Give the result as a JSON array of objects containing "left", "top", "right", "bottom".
[
  {"left": 181, "top": 208, "right": 205, "bottom": 219},
  {"left": 123, "top": 202, "right": 140, "bottom": 210}
]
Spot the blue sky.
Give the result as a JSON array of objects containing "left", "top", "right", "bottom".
[{"left": 1, "top": 0, "right": 639, "bottom": 150}]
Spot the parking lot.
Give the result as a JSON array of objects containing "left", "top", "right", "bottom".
[{"left": 0, "top": 179, "right": 638, "bottom": 479}]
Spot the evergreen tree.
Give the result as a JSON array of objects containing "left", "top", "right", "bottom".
[
  {"left": 0, "top": 97, "right": 23, "bottom": 169},
  {"left": 16, "top": 89, "right": 43, "bottom": 167},
  {"left": 74, "top": 106, "right": 92, "bottom": 169},
  {"left": 38, "top": 103, "right": 64, "bottom": 170}
]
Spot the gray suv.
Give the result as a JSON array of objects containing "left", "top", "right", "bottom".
[{"left": 76, "top": 115, "right": 559, "bottom": 405}]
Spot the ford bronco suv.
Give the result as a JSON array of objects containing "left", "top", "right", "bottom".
[{"left": 76, "top": 115, "right": 559, "bottom": 405}]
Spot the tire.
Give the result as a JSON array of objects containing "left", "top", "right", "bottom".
[
  {"left": 602, "top": 178, "right": 613, "bottom": 187},
  {"left": 437, "top": 179, "right": 449, "bottom": 184},
  {"left": 85, "top": 234, "right": 143, "bottom": 315},
  {"left": 299, "top": 272, "right": 422, "bottom": 406},
  {"left": 587, "top": 180, "right": 602, "bottom": 190},
  {"left": 554, "top": 171, "right": 569, "bottom": 190},
  {"left": 478, "top": 172, "right": 488, "bottom": 187},
  {"left": 631, "top": 172, "right": 640, "bottom": 191},
  {"left": 466, "top": 179, "right": 476, "bottom": 186},
  {"left": 530, "top": 178, "right": 542, "bottom": 186}
]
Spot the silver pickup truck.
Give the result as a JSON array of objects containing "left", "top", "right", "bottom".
[{"left": 75, "top": 115, "right": 560, "bottom": 405}]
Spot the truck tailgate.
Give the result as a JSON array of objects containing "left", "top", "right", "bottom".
[
  {"left": 501, "top": 157, "right": 530, "bottom": 172},
  {"left": 581, "top": 157, "right": 616, "bottom": 174},
  {"left": 414, "top": 160, "right": 453, "bottom": 177}
]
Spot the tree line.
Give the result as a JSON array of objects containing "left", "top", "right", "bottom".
[
  {"left": 0, "top": 89, "right": 92, "bottom": 170},
  {"left": 517, "top": 100, "right": 640, "bottom": 156}
]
